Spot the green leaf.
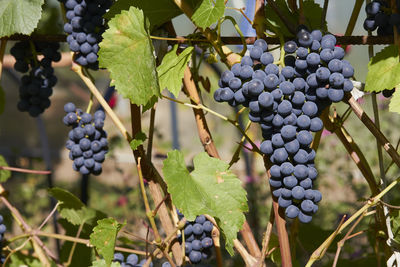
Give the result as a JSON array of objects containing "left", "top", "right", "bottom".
[
  {"left": 0, "top": 155, "right": 11, "bottom": 183},
  {"left": 365, "top": 45, "right": 400, "bottom": 93},
  {"left": 268, "top": 233, "right": 281, "bottom": 265},
  {"left": 9, "top": 252, "right": 43, "bottom": 267},
  {"left": 0, "top": 0, "right": 44, "bottom": 37},
  {"left": 49, "top": 188, "right": 104, "bottom": 225},
  {"left": 157, "top": 45, "right": 194, "bottom": 97},
  {"left": 390, "top": 210, "right": 400, "bottom": 244},
  {"left": 191, "top": 0, "right": 225, "bottom": 29},
  {"left": 265, "top": 0, "right": 296, "bottom": 37},
  {"left": 303, "top": 0, "right": 327, "bottom": 32},
  {"left": 130, "top": 131, "right": 147, "bottom": 150},
  {"left": 90, "top": 218, "right": 124, "bottom": 266},
  {"left": 162, "top": 151, "right": 248, "bottom": 255},
  {"left": 99, "top": 7, "right": 160, "bottom": 106},
  {"left": 105, "top": 0, "right": 182, "bottom": 31},
  {"left": 0, "top": 85, "right": 5, "bottom": 115},
  {"left": 91, "top": 259, "right": 121, "bottom": 267},
  {"left": 389, "top": 89, "right": 400, "bottom": 114},
  {"left": 265, "top": 0, "right": 326, "bottom": 37}
]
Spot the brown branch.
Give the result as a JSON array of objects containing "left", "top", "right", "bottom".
[
  {"left": 346, "top": 96, "right": 400, "bottom": 168},
  {"left": 253, "top": 205, "right": 274, "bottom": 266},
  {"left": 130, "top": 104, "right": 183, "bottom": 265},
  {"left": 332, "top": 213, "right": 365, "bottom": 267},
  {"left": 3, "top": 53, "right": 72, "bottom": 68},
  {"left": 322, "top": 112, "right": 379, "bottom": 195},
  {"left": 0, "top": 166, "right": 51, "bottom": 175}
]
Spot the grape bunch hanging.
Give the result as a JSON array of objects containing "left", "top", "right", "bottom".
[
  {"left": 177, "top": 213, "right": 214, "bottom": 264},
  {"left": 214, "top": 27, "right": 355, "bottom": 223},
  {"left": 59, "top": 0, "right": 111, "bottom": 69},
  {"left": 10, "top": 41, "right": 60, "bottom": 117},
  {"left": 63, "top": 102, "right": 108, "bottom": 175},
  {"left": 363, "top": 0, "right": 400, "bottom": 36}
]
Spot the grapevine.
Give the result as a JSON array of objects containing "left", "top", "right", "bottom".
[{"left": 1, "top": 1, "right": 400, "bottom": 267}]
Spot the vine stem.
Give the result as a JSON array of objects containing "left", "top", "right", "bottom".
[
  {"left": 0, "top": 166, "right": 51, "bottom": 175},
  {"left": 0, "top": 185, "right": 59, "bottom": 266},
  {"left": 147, "top": 106, "right": 156, "bottom": 161},
  {"left": 9, "top": 231, "right": 148, "bottom": 255},
  {"left": 346, "top": 96, "right": 400, "bottom": 167},
  {"left": 130, "top": 104, "right": 183, "bottom": 265},
  {"left": 137, "top": 157, "right": 162, "bottom": 244},
  {"left": 332, "top": 212, "right": 366, "bottom": 267},
  {"left": 306, "top": 175, "right": 400, "bottom": 266},
  {"left": 72, "top": 64, "right": 132, "bottom": 142},
  {"left": 254, "top": 205, "right": 274, "bottom": 266},
  {"left": 321, "top": 0, "right": 329, "bottom": 29},
  {"left": 322, "top": 112, "right": 379, "bottom": 195},
  {"left": 143, "top": 219, "right": 187, "bottom": 267}
]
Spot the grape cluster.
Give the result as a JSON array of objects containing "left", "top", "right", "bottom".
[
  {"left": 214, "top": 28, "right": 355, "bottom": 223},
  {"left": 10, "top": 41, "right": 60, "bottom": 117},
  {"left": 177, "top": 214, "right": 214, "bottom": 264},
  {"left": 63, "top": 102, "right": 108, "bottom": 175},
  {"left": 0, "top": 215, "right": 5, "bottom": 265},
  {"left": 113, "top": 253, "right": 151, "bottom": 267},
  {"left": 59, "top": 0, "right": 111, "bottom": 69},
  {"left": 363, "top": 0, "right": 400, "bottom": 36}
]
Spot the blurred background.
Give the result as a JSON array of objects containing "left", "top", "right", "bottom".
[{"left": 1, "top": 0, "right": 400, "bottom": 266}]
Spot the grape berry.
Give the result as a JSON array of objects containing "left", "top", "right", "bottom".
[
  {"left": 10, "top": 41, "right": 60, "bottom": 117},
  {"left": 63, "top": 102, "right": 108, "bottom": 175}
]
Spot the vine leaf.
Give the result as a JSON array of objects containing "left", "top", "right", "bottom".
[
  {"left": 90, "top": 218, "right": 124, "bottom": 266},
  {"left": 162, "top": 151, "right": 248, "bottom": 255},
  {"left": 130, "top": 131, "right": 147, "bottom": 150},
  {"left": 0, "top": 155, "right": 11, "bottom": 183},
  {"left": 365, "top": 45, "right": 400, "bottom": 93},
  {"left": 99, "top": 7, "right": 160, "bottom": 106},
  {"left": 157, "top": 45, "right": 194, "bottom": 97},
  {"left": 191, "top": 0, "right": 225, "bottom": 29},
  {"left": 265, "top": 0, "right": 326, "bottom": 37},
  {"left": 0, "top": 85, "right": 5, "bottom": 115},
  {"left": 105, "top": 0, "right": 182, "bottom": 30},
  {"left": 49, "top": 187, "right": 105, "bottom": 226},
  {"left": 9, "top": 252, "right": 42, "bottom": 267},
  {"left": 303, "top": 0, "right": 327, "bottom": 31},
  {"left": 389, "top": 89, "right": 400, "bottom": 114},
  {"left": 90, "top": 259, "right": 121, "bottom": 267},
  {"left": 0, "top": 0, "right": 44, "bottom": 37},
  {"left": 265, "top": 0, "right": 296, "bottom": 37}
]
